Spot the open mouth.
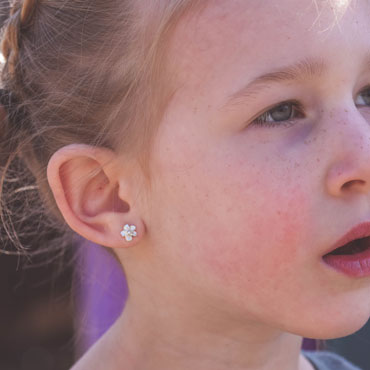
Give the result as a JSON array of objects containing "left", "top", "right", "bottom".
[
  {"left": 322, "top": 223, "right": 370, "bottom": 277},
  {"left": 324, "top": 236, "right": 370, "bottom": 256}
]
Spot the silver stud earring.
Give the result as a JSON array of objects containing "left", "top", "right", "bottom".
[{"left": 120, "top": 224, "right": 137, "bottom": 242}]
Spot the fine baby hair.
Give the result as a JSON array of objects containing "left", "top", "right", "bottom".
[{"left": 1, "top": 0, "right": 370, "bottom": 369}]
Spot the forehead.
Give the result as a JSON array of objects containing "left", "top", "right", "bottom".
[{"left": 165, "top": 0, "right": 368, "bottom": 106}]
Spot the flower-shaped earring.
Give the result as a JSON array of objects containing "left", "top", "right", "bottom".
[{"left": 120, "top": 224, "right": 137, "bottom": 242}]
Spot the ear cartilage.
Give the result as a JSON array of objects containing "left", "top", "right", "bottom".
[{"left": 120, "top": 224, "right": 137, "bottom": 242}]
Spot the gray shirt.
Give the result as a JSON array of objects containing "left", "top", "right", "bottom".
[{"left": 303, "top": 350, "right": 362, "bottom": 370}]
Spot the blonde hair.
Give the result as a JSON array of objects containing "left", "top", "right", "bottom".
[{"left": 0, "top": 0, "right": 205, "bottom": 254}]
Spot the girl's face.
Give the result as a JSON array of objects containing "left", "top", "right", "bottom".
[{"left": 142, "top": 0, "right": 370, "bottom": 338}]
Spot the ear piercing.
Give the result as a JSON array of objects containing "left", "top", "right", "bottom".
[{"left": 120, "top": 224, "right": 137, "bottom": 242}]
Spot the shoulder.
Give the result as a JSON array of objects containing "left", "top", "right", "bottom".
[{"left": 302, "top": 350, "right": 362, "bottom": 370}]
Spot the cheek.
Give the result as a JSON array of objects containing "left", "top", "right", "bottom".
[
  {"left": 150, "top": 120, "right": 314, "bottom": 294},
  {"left": 191, "top": 165, "right": 312, "bottom": 289}
]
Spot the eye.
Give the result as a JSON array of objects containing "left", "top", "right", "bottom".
[
  {"left": 355, "top": 86, "right": 370, "bottom": 106},
  {"left": 253, "top": 101, "right": 305, "bottom": 127}
]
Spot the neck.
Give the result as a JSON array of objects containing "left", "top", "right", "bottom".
[{"left": 73, "top": 297, "right": 314, "bottom": 370}]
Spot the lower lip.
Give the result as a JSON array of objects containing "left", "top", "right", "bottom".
[{"left": 323, "top": 247, "right": 370, "bottom": 278}]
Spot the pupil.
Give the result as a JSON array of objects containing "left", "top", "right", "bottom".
[
  {"left": 270, "top": 104, "right": 293, "bottom": 121},
  {"left": 362, "top": 90, "right": 370, "bottom": 105}
]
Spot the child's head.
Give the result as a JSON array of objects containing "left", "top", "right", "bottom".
[{"left": 2, "top": 0, "right": 370, "bottom": 357}]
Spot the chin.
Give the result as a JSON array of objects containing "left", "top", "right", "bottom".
[
  {"left": 285, "top": 289, "right": 370, "bottom": 340},
  {"left": 294, "top": 312, "right": 370, "bottom": 340}
]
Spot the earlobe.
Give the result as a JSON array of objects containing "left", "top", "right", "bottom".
[{"left": 47, "top": 144, "right": 145, "bottom": 248}]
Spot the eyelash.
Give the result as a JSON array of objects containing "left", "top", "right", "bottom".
[
  {"left": 252, "top": 100, "right": 304, "bottom": 128},
  {"left": 252, "top": 86, "right": 370, "bottom": 128}
]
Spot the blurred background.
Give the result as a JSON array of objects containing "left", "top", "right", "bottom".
[
  {"left": 0, "top": 250, "right": 75, "bottom": 370},
  {"left": 0, "top": 241, "right": 129, "bottom": 370}
]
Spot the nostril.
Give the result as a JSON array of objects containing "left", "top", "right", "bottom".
[{"left": 342, "top": 179, "right": 366, "bottom": 190}]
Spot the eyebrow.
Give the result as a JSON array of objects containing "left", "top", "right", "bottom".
[{"left": 224, "top": 58, "right": 327, "bottom": 108}]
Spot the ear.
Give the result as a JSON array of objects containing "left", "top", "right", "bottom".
[{"left": 47, "top": 144, "right": 145, "bottom": 248}]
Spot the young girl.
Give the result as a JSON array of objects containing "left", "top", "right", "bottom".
[{"left": 1, "top": 0, "right": 369, "bottom": 369}]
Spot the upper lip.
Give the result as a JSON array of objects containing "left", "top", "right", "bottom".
[{"left": 324, "top": 221, "right": 370, "bottom": 255}]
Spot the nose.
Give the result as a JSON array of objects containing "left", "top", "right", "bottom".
[{"left": 325, "top": 108, "right": 370, "bottom": 197}]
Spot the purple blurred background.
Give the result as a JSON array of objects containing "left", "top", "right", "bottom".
[{"left": 75, "top": 241, "right": 128, "bottom": 357}]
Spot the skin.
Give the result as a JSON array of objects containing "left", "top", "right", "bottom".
[{"left": 48, "top": 0, "right": 370, "bottom": 369}]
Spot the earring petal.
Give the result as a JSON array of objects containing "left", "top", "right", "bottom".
[{"left": 120, "top": 224, "right": 137, "bottom": 242}]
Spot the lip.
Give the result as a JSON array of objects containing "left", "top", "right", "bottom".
[
  {"left": 322, "top": 221, "right": 370, "bottom": 278},
  {"left": 325, "top": 221, "right": 370, "bottom": 255}
]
